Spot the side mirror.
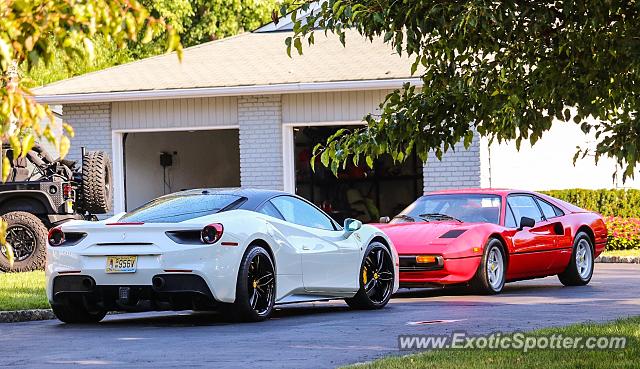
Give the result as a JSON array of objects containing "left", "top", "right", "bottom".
[
  {"left": 379, "top": 216, "right": 390, "bottom": 224},
  {"left": 518, "top": 216, "right": 536, "bottom": 230},
  {"left": 344, "top": 218, "right": 362, "bottom": 233}
]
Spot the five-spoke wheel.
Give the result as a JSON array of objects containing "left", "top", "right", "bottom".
[
  {"left": 470, "top": 238, "right": 506, "bottom": 294},
  {"left": 247, "top": 252, "right": 275, "bottom": 316},
  {"left": 559, "top": 231, "right": 594, "bottom": 286},
  {"left": 346, "top": 242, "right": 394, "bottom": 309},
  {"left": 225, "top": 245, "right": 276, "bottom": 322}
]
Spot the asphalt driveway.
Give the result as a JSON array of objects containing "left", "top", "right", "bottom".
[{"left": 1, "top": 263, "right": 638, "bottom": 369}]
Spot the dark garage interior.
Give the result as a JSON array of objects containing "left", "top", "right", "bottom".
[{"left": 294, "top": 126, "right": 423, "bottom": 223}]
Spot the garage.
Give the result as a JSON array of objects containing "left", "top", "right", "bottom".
[
  {"left": 292, "top": 125, "right": 423, "bottom": 223},
  {"left": 123, "top": 129, "right": 240, "bottom": 210}
]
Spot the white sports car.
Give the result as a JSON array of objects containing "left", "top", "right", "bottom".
[{"left": 46, "top": 189, "right": 399, "bottom": 323}]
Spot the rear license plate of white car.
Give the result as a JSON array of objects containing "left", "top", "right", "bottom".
[{"left": 106, "top": 256, "right": 137, "bottom": 273}]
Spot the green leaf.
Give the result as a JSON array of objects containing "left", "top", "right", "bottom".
[
  {"left": 365, "top": 156, "right": 374, "bottom": 168},
  {"left": 285, "top": 37, "right": 292, "bottom": 57},
  {"left": 293, "top": 38, "right": 303, "bottom": 55},
  {"left": 20, "top": 134, "right": 35, "bottom": 158},
  {"left": 1, "top": 156, "right": 10, "bottom": 183},
  {"left": 330, "top": 160, "right": 339, "bottom": 175},
  {"left": 8, "top": 135, "right": 21, "bottom": 158},
  {"left": 321, "top": 150, "right": 330, "bottom": 167}
]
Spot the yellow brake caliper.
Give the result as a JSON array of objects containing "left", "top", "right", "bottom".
[{"left": 362, "top": 266, "right": 368, "bottom": 284}]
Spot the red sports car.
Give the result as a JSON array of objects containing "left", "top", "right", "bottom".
[{"left": 375, "top": 189, "right": 607, "bottom": 294}]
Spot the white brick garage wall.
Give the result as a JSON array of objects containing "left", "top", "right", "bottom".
[
  {"left": 238, "top": 95, "right": 284, "bottom": 189},
  {"left": 63, "top": 103, "right": 112, "bottom": 163},
  {"left": 422, "top": 130, "right": 483, "bottom": 193}
]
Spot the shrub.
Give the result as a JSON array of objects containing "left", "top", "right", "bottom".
[
  {"left": 540, "top": 189, "right": 640, "bottom": 250},
  {"left": 605, "top": 216, "right": 640, "bottom": 251},
  {"left": 540, "top": 189, "right": 640, "bottom": 217}
]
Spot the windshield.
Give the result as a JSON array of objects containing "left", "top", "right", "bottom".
[
  {"left": 393, "top": 194, "right": 502, "bottom": 224},
  {"left": 119, "top": 194, "right": 245, "bottom": 223}
]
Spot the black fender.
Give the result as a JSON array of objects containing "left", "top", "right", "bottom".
[{"left": 0, "top": 191, "right": 57, "bottom": 215}]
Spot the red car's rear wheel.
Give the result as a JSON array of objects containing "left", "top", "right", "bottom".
[{"left": 558, "top": 231, "right": 594, "bottom": 286}]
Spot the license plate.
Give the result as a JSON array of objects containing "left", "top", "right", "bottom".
[{"left": 106, "top": 256, "right": 137, "bottom": 273}]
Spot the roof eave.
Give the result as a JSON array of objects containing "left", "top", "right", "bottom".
[{"left": 34, "top": 78, "right": 423, "bottom": 105}]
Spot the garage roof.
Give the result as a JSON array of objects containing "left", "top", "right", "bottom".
[{"left": 34, "top": 29, "right": 420, "bottom": 104}]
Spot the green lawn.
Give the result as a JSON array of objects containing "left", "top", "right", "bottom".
[
  {"left": 601, "top": 249, "right": 640, "bottom": 258},
  {"left": 347, "top": 317, "right": 640, "bottom": 369},
  {"left": 0, "top": 271, "right": 48, "bottom": 311}
]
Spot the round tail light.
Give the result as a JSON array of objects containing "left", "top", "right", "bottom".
[
  {"left": 48, "top": 227, "right": 65, "bottom": 246},
  {"left": 201, "top": 223, "right": 224, "bottom": 244}
]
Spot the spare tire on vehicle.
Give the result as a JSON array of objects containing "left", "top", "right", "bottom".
[{"left": 80, "top": 151, "right": 113, "bottom": 214}]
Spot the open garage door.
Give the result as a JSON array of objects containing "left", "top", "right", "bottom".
[
  {"left": 124, "top": 129, "right": 240, "bottom": 210},
  {"left": 293, "top": 126, "right": 423, "bottom": 223}
]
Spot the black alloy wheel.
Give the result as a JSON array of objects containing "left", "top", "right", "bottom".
[
  {"left": 4, "top": 225, "right": 37, "bottom": 262},
  {"left": 345, "top": 242, "right": 395, "bottom": 309},
  {"left": 247, "top": 252, "right": 276, "bottom": 316}
]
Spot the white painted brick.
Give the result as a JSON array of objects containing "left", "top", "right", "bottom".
[
  {"left": 423, "top": 130, "right": 482, "bottom": 193},
  {"left": 238, "top": 95, "right": 284, "bottom": 190},
  {"left": 63, "top": 103, "right": 112, "bottom": 163}
]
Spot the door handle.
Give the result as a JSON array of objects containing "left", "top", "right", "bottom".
[{"left": 302, "top": 245, "right": 310, "bottom": 250}]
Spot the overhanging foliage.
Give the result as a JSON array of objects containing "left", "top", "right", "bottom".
[{"left": 285, "top": 1, "right": 640, "bottom": 181}]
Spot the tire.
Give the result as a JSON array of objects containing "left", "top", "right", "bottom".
[
  {"left": 470, "top": 238, "right": 506, "bottom": 294},
  {"left": 0, "top": 211, "right": 48, "bottom": 272},
  {"left": 345, "top": 242, "right": 394, "bottom": 310},
  {"left": 558, "top": 231, "right": 594, "bottom": 286},
  {"left": 81, "top": 151, "right": 113, "bottom": 214},
  {"left": 222, "top": 245, "right": 276, "bottom": 322},
  {"left": 51, "top": 297, "right": 106, "bottom": 324}
]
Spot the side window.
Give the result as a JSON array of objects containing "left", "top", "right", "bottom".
[
  {"left": 535, "top": 198, "right": 563, "bottom": 220},
  {"left": 507, "top": 195, "right": 543, "bottom": 223},
  {"left": 257, "top": 201, "right": 284, "bottom": 220},
  {"left": 505, "top": 204, "right": 518, "bottom": 228},
  {"left": 271, "top": 196, "right": 336, "bottom": 231},
  {"left": 553, "top": 205, "right": 565, "bottom": 217}
]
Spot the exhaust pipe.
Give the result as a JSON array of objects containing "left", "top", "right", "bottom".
[
  {"left": 82, "top": 277, "right": 95, "bottom": 290},
  {"left": 152, "top": 276, "right": 165, "bottom": 290}
]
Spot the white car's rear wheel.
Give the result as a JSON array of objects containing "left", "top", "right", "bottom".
[
  {"left": 224, "top": 245, "right": 275, "bottom": 322},
  {"left": 51, "top": 297, "right": 106, "bottom": 324},
  {"left": 345, "top": 242, "right": 394, "bottom": 310}
]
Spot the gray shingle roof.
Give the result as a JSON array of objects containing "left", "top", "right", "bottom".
[{"left": 34, "top": 30, "right": 415, "bottom": 97}]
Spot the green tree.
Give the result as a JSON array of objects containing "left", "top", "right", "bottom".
[
  {"left": 176, "top": 0, "right": 280, "bottom": 46},
  {"left": 1, "top": 0, "right": 180, "bottom": 266},
  {"left": 285, "top": 1, "right": 640, "bottom": 181},
  {"left": 25, "top": 0, "right": 287, "bottom": 87}
]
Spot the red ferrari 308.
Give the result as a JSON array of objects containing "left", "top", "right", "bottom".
[{"left": 375, "top": 189, "right": 607, "bottom": 294}]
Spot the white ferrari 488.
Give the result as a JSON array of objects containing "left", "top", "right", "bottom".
[{"left": 46, "top": 189, "right": 399, "bottom": 323}]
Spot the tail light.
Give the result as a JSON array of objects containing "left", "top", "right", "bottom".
[
  {"left": 201, "top": 223, "right": 224, "bottom": 244},
  {"left": 48, "top": 227, "right": 65, "bottom": 246},
  {"left": 62, "top": 184, "right": 73, "bottom": 199}
]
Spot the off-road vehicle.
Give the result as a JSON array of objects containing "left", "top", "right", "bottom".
[{"left": 0, "top": 145, "right": 112, "bottom": 272}]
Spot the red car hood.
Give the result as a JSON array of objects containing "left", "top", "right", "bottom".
[{"left": 374, "top": 221, "right": 477, "bottom": 255}]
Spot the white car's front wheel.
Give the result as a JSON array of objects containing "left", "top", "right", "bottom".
[
  {"left": 223, "top": 245, "right": 276, "bottom": 322},
  {"left": 345, "top": 242, "right": 394, "bottom": 310}
]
